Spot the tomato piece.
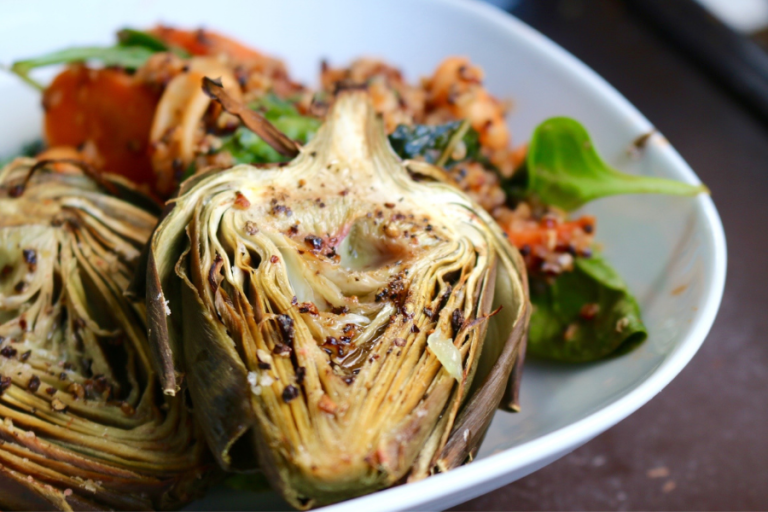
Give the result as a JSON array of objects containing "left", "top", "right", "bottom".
[{"left": 43, "top": 65, "right": 160, "bottom": 186}]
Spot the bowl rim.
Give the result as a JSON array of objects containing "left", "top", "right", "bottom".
[
  {"left": 0, "top": 0, "right": 727, "bottom": 509},
  {"left": 322, "top": 0, "right": 727, "bottom": 510}
]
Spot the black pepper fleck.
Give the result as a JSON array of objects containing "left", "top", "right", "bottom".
[
  {"left": 0, "top": 346, "right": 17, "bottom": 358},
  {"left": 27, "top": 375, "right": 40, "bottom": 392},
  {"left": 282, "top": 385, "right": 300, "bottom": 403}
]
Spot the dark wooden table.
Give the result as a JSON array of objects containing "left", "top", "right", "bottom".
[{"left": 453, "top": 0, "right": 768, "bottom": 510}]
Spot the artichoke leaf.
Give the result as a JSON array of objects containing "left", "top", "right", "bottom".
[
  {"left": 0, "top": 159, "right": 208, "bottom": 511},
  {"left": 145, "top": 90, "right": 529, "bottom": 508}
]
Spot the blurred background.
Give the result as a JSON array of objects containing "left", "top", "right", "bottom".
[{"left": 453, "top": 0, "right": 768, "bottom": 510}]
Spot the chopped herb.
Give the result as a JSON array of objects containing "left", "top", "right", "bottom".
[
  {"left": 388, "top": 120, "right": 480, "bottom": 167},
  {"left": 219, "top": 94, "right": 321, "bottom": 165}
]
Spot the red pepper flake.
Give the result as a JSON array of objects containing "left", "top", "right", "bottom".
[
  {"left": 384, "top": 203, "right": 395, "bottom": 209},
  {"left": 579, "top": 303, "right": 600, "bottom": 320},
  {"left": 318, "top": 394, "right": 338, "bottom": 414},
  {"left": 45, "top": 386, "right": 57, "bottom": 396},
  {"left": 282, "top": 385, "right": 300, "bottom": 403},
  {"left": 298, "top": 302, "right": 319, "bottom": 315},
  {"left": 233, "top": 192, "right": 251, "bottom": 210},
  {"left": 270, "top": 255, "right": 279, "bottom": 264},
  {"left": 27, "top": 375, "right": 40, "bottom": 392},
  {"left": 331, "top": 305, "right": 349, "bottom": 315},
  {"left": 340, "top": 189, "right": 349, "bottom": 197},
  {"left": 298, "top": 179, "right": 306, "bottom": 188},
  {"left": 20, "top": 350, "right": 31, "bottom": 362},
  {"left": 393, "top": 338, "right": 406, "bottom": 347}
]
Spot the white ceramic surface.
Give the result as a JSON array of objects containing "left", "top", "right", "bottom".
[{"left": 0, "top": 1, "right": 726, "bottom": 510}]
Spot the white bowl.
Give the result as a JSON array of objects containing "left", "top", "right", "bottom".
[{"left": 0, "top": 1, "right": 727, "bottom": 510}]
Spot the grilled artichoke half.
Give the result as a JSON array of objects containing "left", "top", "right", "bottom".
[
  {"left": 0, "top": 160, "right": 206, "bottom": 511},
  {"left": 144, "top": 91, "right": 530, "bottom": 508}
]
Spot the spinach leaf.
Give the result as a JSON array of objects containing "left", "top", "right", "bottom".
[
  {"left": 9, "top": 28, "right": 176, "bottom": 90},
  {"left": 526, "top": 117, "right": 707, "bottom": 211},
  {"left": 388, "top": 120, "right": 480, "bottom": 167},
  {"left": 220, "top": 95, "right": 321, "bottom": 165},
  {"left": 116, "top": 28, "right": 181, "bottom": 54},
  {"left": 11, "top": 46, "right": 156, "bottom": 89},
  {"left": 528, "top": 255, "right": 647, "bottom": 362}
]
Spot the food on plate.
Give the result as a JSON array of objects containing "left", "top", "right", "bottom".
[
  {"left": 0, "top": 159, "right": 207, "bottom": 510},
  {"left": 1, "top": 24, "right": 708, "bottom": 509}
]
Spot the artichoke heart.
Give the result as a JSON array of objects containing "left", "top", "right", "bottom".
[
  {"left": 146, "top": 90, "right": 529, "bottom": 508},
  {"left": 0, "top": 160, "right": 206, "bottom": 511}
]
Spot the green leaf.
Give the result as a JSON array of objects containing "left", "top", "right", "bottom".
[
  {"left": 117, "top": 28, "right": 192, "bottom": 58},
  {"left": 11, "top": 45, "right": 156, "bottom": 89},
  {"left": 388, "top": 120, "right": 480, "bottom": 167},
  {"left": 117, "top": 28, "right": 170, "bottom": 52},
  {"left": 526, "top": 117, "right": 708, "bottom": 211},
  {"left": 528, "top": 255, "right": 648, "bottom": 362},
  {"left": 220, "top": 95, "right": 321, "bottom": 165}
]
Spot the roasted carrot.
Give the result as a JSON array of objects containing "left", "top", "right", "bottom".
[{"left": 43, "top": 65, "right": 160, "bottom": 186}]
